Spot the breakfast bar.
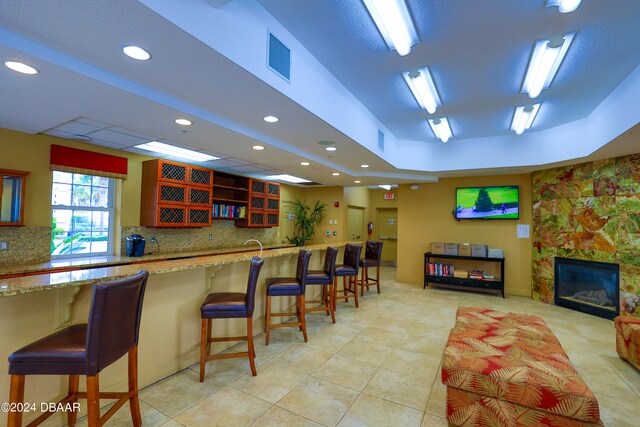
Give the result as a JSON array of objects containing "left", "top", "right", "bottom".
[{"left": 0, "top": 243, "right": 346, "bottom": 426}]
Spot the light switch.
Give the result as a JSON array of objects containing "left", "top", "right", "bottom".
[{"left": 517, "top": 224, "right": 530, "bottom": 239}]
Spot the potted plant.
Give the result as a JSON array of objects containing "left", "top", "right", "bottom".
[{"left": 287, "top": 199, "right": 327, "bottom": 246}]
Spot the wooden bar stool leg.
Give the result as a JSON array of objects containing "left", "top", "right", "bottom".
[
  {"left": 329, "top": 282, "right": 336, "bottom": 324},
  {"left": 299, "top": 295, "right": 308, "bottom": 342},
  {"left": 296, "top": 295, "right": 303, "bottom": 332},
  {"left": 7, "top": 374, "right": 25, "bottom": 427},
  {"left": 343, "top": 276, "right": 349, "bottom": 302},
  {"left": 265, "top": 296, "right": 272, "bottom": 346},
  {"left": 360, "top": 268, "right": 365, "bottom": 296},
  {"left": 376, "top": 265, "right": 381, "bottom": 293},
  {"left": 352, "top": 276, "right": 359, "bottom": 308},
  {"left": 199, "top": 318, "right": 208, "bottom": 382},
  {"left": 86, "top": 374, "right": 100, "bottom": 427},
  {"left": 247, "top": 317, "right": 257, "bottom": 376},
  {"left": 68, "top": 374, "right": 79, "bottom": 426},
  {"left": 323, "top": 284, "right": 330, "bottom": 316},
  {"left": 128, "top": 346, "right": 142, "bottom": 427}
]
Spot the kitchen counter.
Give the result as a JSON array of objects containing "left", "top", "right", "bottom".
[
  {"left": 0, "top": 242, "right": 294, "bottom": 277},
  {"left": 0, "top": 242, "right": 357, "bottom": 297}
]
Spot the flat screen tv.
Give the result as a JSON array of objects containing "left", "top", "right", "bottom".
[{"left": 455, "top": 186, "right": 519, "bottom": 220}]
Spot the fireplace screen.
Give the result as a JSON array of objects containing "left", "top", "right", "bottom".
[{"left": 554, "top": 257, "right": 619, "bottom": 319}]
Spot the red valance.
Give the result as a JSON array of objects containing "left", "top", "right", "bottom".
[{"left": 50, "top": 144, "right": 128, "bottom": 180}]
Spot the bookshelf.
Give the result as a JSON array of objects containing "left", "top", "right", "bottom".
[
  {"left": 423, "top": 252, "right": 505, "bottom": 298},
  {"left": 212, "top": 172, "right": 248, "bottom": 220}
]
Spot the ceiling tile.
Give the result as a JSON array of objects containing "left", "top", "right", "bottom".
[{"left": 85, "top": 129, "right": 148, "bottom": 146}]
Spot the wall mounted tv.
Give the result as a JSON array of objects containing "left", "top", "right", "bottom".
[{"left": 455, "top": 186, "right": 519, "bottom": 220}]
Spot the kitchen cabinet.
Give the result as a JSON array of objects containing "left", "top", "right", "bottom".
[{"left": 0, "top": 169, "right": 29, "bottom": 226}]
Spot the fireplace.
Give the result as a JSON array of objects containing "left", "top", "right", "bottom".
[{"left": 554, "top": 257, "right": 619, "bottom": 320}]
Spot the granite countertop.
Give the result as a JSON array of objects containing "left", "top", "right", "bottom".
[
  {"left": 0, "top": 242, "right": 295, "bottom": 276},
  {"left": 0, "top": 241, "right": 359, "bottom": 298}
]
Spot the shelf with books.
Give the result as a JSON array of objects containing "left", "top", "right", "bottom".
[
  {"left": 424, "top": 252, "right": 504, "bottom": 298},
  {"left": 212, "top": 203, "right": 246, "bottom": 220}
]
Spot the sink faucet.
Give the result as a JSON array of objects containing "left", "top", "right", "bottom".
[{"left": 244, "top": 239, "right": 263, "bottom": 257}]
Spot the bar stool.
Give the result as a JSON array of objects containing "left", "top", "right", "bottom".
[
  {"left": 7, "top": 270, "right": 149, "bottom": 427},
  {"left": 305, "top": 247, "right": 338, "bottom": 323},
  {"left": 333, "top": 243, "right": 363, "bottom": 309},
  {"left": 265, "top": 250, "right": 312, "bottom": 345},
  {"left": 199, "top": 256, "right": 264, "bottom": 382},
  {"left": 359, "top": 241, "right": 384, "bottom": 296}
]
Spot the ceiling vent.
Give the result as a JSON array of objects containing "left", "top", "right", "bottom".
[
  {"left": 268, "top": 33, "right": 291, "bottom": 81},
  {"left": 378, "top": 130, "right": 385, "bottom": 151},
  {"left": 298, "top": 181, "right": 322, "bottom": 186}
]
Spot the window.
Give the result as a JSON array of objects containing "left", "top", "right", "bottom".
[{"left": 51, "top": 171, "right": 115, "bottom": 257}]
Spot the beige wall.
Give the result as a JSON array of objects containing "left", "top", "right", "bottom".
[
  {"left": 397, "top": 175, "right": 532, "bottom": 296},
  {"left": 300, "top": 186, "right": 345, "bottom": 245}
]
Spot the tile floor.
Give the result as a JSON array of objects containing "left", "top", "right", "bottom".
[{"left": 88, "top": 267, "right": 640, "bottom": 426}]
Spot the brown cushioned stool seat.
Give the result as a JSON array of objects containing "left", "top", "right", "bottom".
[
  {"left": 333, "top": 243, "right": 363, "bottom": 309},
  {"left": 200, "top": 257, "right": 264, "bottom": 381},
  {"left": 358, "top": 241, "right": 383, "bottom": 296},
  {"left": 265, "top": 250, "right": 312, "bottom": 345},
  {"left": 305, "top": 247, "right": 338, "bottom": 323},
  {"left": 7, "top": 270, "right": 149, "bottom": 427}
]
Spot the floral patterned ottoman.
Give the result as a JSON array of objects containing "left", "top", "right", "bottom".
[
  {"left": 615, "top": 316, "right": 640, "bottom": 371},
  {"left": 442, "top": 307, "right": 602, "bottom": 426}
]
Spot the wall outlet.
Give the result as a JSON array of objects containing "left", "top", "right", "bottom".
[
  {"left": 150, "top": 237, "right": 157, "bottom": 244},
  {"left": 208, "top": 234, "right": 213, "bottom": 240},
  {"left": 334, "top": 219, "right": 338, "bottom": 225},
  {"left": 0, "top": 241, "right": 6, "bottom": 251},
  {"left": 332, "top": 231, "right": 338, "bottom": 236}
]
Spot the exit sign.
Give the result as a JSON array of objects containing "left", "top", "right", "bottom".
[{"left": 384, "top": 193, "right": 395, "bottom": 200}]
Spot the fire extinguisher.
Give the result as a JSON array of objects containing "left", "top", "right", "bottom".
[{"left": 367, "top": 222, "right": 374, "bottom": 236}]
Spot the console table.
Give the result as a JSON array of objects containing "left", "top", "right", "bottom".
[{"left": 424, "top": 252, "right": 505, "bottom": 298}]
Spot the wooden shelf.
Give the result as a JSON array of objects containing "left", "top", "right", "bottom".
[
  {"left": 212, "top": 216, "right": 246, "bottom": 220},
  {"left": 212, "top": 198, "right": 248, "bottom": 204},
  {"left": 213, "top": 184, "right": 249, "bottom": 191}
]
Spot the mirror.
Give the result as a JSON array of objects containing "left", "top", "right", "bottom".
[{"left": 0, "top": 169, "right": 29, "bottom": 226}]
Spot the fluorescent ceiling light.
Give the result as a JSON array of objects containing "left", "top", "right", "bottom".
[
  {"left": 135, "top": 141, "right": 218, "bottom": 162},
  {"left": 511, "top": 104, "right": 541, "bottom": 135},
  {"left": 361, "top": 164, "right": 370, "bottom": 168},
  {"left": 522, "top": 33, "right": 574, "bottom": 99},
  {"left": 326, "top": 147, "right": 337, "bottom": 152},
  {"left": 175, "top": 118, "right": 192, "bottom": 126},
  {"left": 252, "top": 145, "right": 265, "bottom": 150},
  {"left": 546, "top": 0, "right": 582, "bottom": 13},
  {"left": 266, "top": 174, "right": 310, "bottom": 184},
  {"left": 122, "top": 45, "right": 151, "bottom": 61},
  {"left": 362, "top": 0, "right": 419, "bottom": 56},
  {"left": 332, "top": 172, "right": 340, "bottom": 176},
  {"left": 263, "top": 115, "right": 279, "bottom": 123},
  {"left": 300, "top": 161, "right": 310, "bottom": 166},
  {"left": 4, "top": 61, "right": 38, "bottom": 75},
  {"left": 402, "top": 67, "right": 441, "bottom": 113},
  {"left": 379, "top": 185, "right": 392, "bottom": 190},
  {"left": 354, "top": 180, "right": 362, "bottom": 184},
  {"left": 428, "top": 118, "right": 453, "bottom": 143}
]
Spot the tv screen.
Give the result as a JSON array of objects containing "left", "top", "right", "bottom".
[{"left": 455, "top": 186, "right": 519, "bottom": 220}]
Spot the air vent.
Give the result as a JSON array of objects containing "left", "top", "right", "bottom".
[
  {"left": 378, "top": 130, "right": 384, "bottom": 151},
  {"left": 298, "top": 181, "right": 322, "bottom": 186},
  {"left": 268, "top": 33, "right": 291, "bottom": 81}
]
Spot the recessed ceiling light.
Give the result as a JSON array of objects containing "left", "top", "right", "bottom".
[
  {"left": 361, "top": 164, "right": 370, "bottom": 168},
  {"left": 4, "top": 61, "right": 38, "bottom": 75},
  {"left": 546, "top": 0, "right": 582, "bottom": 13},
  {"left": 332, "top": 172, "right": 340, "bottom": 176},
  {"left": 175, "top": 118, "right": 192, "bottom": 126},
  {"left": 135, "top": 141, "right": 218, "bottom": 162},
  {"left": 266, "top": 174, "right": 310, "bottom": 184},
  {"left": 326, "top": 147, "right": 337, "bottom": 152},
  {"left": 264, "top": 115, "right": 279, "bottom": 123},
  {"left": 252, "top": 145, "right": 265, "bottom": 150},
  {"left": 300, "top": 161, "right": 310, "bottom": 166},
  {"left": 122, "top": 45, "right": 151, "bottom": 61},
  {"left": 354, "top": 180, "right": 362, "bottom": 184}
]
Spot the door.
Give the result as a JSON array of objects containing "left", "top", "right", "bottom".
[
  {"left": 377, "top": 208, "right": 397, "bottom": 265},
  {"left": 347, "top": 206, "right": 365, "bottom": 241},
  {"left": 279, "top": 201, "right": 295, "bottom": 244}
]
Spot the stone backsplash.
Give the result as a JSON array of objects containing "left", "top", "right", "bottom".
[
  {"left": 532, "top": 153, "right": 640, "bottom": 315},
  {"left": 121, "top": 220, "right": 280, "bottom": 255},
  {"left": 0, "top": 226, "right": 51, "bottom": 266}
]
